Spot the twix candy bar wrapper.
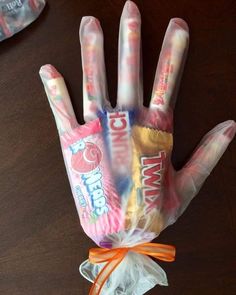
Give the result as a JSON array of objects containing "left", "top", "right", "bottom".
[{"left": 126, "top": 125, "right": 173, "bottom": 233}]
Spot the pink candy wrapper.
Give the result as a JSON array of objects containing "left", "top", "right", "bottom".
[{"left": 40, "top": 1, "right": 236, "bottom": 294}]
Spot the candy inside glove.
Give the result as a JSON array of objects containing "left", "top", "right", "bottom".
[
  {"left": 40, "top": 1, "right": 236, "bottom": 294},
  {"left": 0, "top": 0, "right": 46, "bottom": 41}
]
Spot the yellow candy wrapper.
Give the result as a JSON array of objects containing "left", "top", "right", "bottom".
[{"left": 126, "top": 126, "right": 173, "bottom": 233}]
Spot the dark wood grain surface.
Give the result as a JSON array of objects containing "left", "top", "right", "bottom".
[{"left": 0, "top": 1, "right": 235, "bottom": 294}]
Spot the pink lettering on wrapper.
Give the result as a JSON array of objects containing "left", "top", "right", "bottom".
[{"left": 61, "top": 122, "right": 123, "bottom": 244}]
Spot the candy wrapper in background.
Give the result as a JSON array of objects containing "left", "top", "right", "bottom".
[
  {"left": 39, "top": 1, "right": 236, "bottom": 295},
  {"left": 0, "top": 0, "right": 46, "bottom": 41}
]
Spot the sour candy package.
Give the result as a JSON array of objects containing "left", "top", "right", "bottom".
[
  {"left": 40, "top": 1, "right": 236, "bottom": 295},
  {"left": 0, "top": 0, "right": 46, "bottom": 41}
]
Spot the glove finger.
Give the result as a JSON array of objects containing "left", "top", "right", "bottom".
[
  {"left": 39, "top": 64, "right": 79, "bottom": 134},
  {"left": 80, "top": 16, "right": 111, "bottom": 122},
  {"left": 150, "top": 18, "right": 189, "bottom": 114},
  {"left": 175, "top": 120, "right": 236, "bottom": 215},
  {"left": 116, "top": 0, "right": 142, "bottom": 110}
]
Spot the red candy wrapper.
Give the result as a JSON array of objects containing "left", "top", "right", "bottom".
[{"left": 40, "top": 1, "right": 236, "bottom": 294}]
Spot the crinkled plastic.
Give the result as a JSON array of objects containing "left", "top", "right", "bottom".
[
  {"left": 0, "top": 0, "right": 46, "bottom": 41},
  {"left": 39, "top": 1, "right": 236, "bottom": 294}
]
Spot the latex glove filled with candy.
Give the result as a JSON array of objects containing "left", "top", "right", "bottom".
[
  {"left": 40, "top": 1, "right": 236, "bottom": 294},
  {"left": 0, "top": 0, "right": 45, "bottom": 41}
]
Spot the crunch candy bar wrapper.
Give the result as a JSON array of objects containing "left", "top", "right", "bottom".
[
  {"left": 0, "top": 0, "right": 45, "bottom": 41},
  {"left": 40, "top": 1, "right": 236, "bottom": 294}
]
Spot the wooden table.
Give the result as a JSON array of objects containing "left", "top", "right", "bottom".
[{"left": 0, "top": 1, "right": 235, "bottom": 294}]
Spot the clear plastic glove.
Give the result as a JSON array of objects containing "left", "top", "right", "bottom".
[
  {"left": 0, "top": 0, "right": 46, "bottom": 41},
  {"left": 39, "top": 1, "right": 236, "bottom": 294}
]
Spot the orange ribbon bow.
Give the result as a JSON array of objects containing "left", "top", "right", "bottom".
[{"left": 89, "top": 242, "right": 176, "bottom": 295}]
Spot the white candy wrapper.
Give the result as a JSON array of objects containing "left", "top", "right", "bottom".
[{"left": 39, "top": 1, "right": 236, "bottom": 294}]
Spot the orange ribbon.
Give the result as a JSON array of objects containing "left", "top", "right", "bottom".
[{"left": 89, "top": 242, "right": 176, "bottom": 295}]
